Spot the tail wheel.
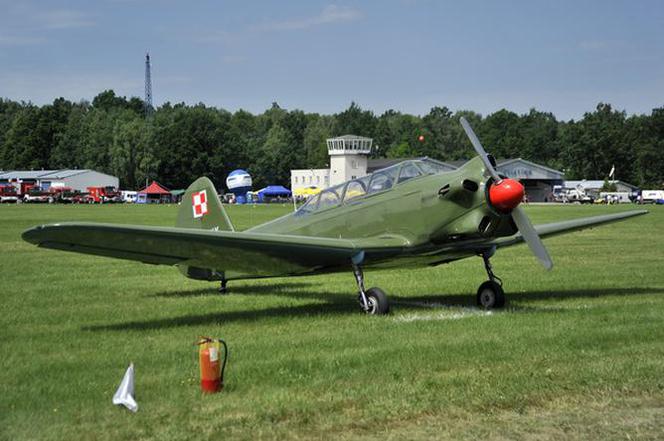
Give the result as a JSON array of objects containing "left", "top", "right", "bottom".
[
  {"left": 477, "top": 280, "right": 505, "bottom": 309},
  {"left": 365, "top": 287, "right": 390, "bottom": 315}
]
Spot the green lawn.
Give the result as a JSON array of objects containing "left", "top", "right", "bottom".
[{"left": 1, "top": 203, "right": 663, "bottom": 440}]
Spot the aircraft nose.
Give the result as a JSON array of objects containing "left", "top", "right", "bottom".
[{"left": 489, "top": 178, "right": 524, "bottom": 212}]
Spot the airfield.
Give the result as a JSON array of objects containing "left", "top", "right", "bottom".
[{"left": 1, "top": 203, "right": 663, "bottom": 440}]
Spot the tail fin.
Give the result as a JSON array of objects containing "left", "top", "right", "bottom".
[{"left": 176, "top": 177, "right": 234, "bottom": 231}]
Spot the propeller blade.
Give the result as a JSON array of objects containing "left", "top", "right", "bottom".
[
  {"left": 512, "top": 206, "right": 553, "bottom": 270},
  {"left": 458, "top": 117, "right": 550, "bottom": 268},
  {"left": 459, "top": 117, "right": 502, "bottom": 182}
]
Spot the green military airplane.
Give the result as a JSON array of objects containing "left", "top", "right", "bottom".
[{"left": 22, "top": 118, "right": 647, "bottom": 315}]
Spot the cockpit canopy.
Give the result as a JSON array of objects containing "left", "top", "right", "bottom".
[{"left": 296, "top": 158, "right": 451, "bottom": 215}]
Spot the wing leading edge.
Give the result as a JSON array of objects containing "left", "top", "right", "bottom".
[
  {"left": 504, "top": 209, "right": 646, "bottom": 246},
  {"left": 21, "top": 222, "right": 410, "bottom": 279},
  {"left": 481, "top": 209, "right": 648, "bottom": 250}
]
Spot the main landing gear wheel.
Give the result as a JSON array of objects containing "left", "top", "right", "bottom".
[
  {"left": 476, "top": 280, "right": 505, "bottom": 309},
  {"left": 365, "top": 287, "right": 390, "bottom": 315},
  {"left": 477, "top": 248, "right": 506, "bottom": 310},
  {"left": 352, "top": 264, "right": 390, "bottom": 315}
]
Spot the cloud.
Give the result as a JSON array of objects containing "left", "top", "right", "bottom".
[
  {"left": 0, "top": 6, "right": 95, "bottom": 46},
  {"left": 221, "top": 55, "right": 247, "bottom": 64},
  {"left": 578, "top": 40, "right": 608, "bottom": 51},
  {"left": 191, "top": 30, "right": 235, "bottom": 44},
  {"left": 0, "top": 33, "right": 45, "bottom": 46},
  {"left": 0, "top": 71, "right": 142, "bottom": 104},
  {"left": 252, "top": 5, "right": 362, "bottom": 32},
  {"left": 37, "top": 10, "right": 96, "bottom": 30}
]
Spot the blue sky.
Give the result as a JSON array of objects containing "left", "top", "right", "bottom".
[{"left": 1, "top": 0, "right": 662, "bottom": 120}]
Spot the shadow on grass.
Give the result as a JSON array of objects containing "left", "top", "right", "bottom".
[
  {"left": 84, "top": 286, "right": 664, "bottom": 331},
  {"left": 83, "top": 292, "right": 353, "bottom": 331},
  {"left": 151, "top": 282, "right": 315, "bottom": 298},
  {"left": 392, "top": 286, "right": 664, "bottom": 307}
]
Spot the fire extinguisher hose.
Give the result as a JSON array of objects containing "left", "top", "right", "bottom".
[{"left": 219, "top": 339, "right": 228, "bottom": 385}]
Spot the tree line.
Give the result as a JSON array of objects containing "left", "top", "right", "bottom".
[{"left": 1, "top": 90, "right": 662, "bottom": 190}]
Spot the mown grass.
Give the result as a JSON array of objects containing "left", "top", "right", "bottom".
[{"left": 1, "top": 203, "right": 663, "bottom": 440}]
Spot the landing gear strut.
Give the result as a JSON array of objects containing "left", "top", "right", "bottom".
[
  {"left": 218, "top": 278, "right": 228, "bottom": 295},
  {"left": 477, "top": 249, "right": 505, "bottom": 309},
  {"left": 352, "top": 264, "right": 389, "bottom": 315}
]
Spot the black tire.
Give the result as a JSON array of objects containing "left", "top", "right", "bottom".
[
  {"left": 476, "top": 280, "right": 506, "bottom": 309},
  {"left": 365, "top": 287, "right": 390, "bottom": 315}
]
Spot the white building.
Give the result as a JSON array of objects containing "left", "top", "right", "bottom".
[{"left": 291, "top": 135, "right": 373, "bottom": 193}]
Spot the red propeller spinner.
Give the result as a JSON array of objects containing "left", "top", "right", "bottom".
[{"left": 488, "top": 178, "right": 525, "bottom": 212}]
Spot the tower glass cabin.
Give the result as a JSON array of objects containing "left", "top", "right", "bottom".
[{"left": 327, "top": 135, "right": 373, "bottom": 186}]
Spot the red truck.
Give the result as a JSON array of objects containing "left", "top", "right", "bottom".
[
  {"left": 23, "top": 187, "right": 53, "bottom": 203},
  {"left": 85, "top": 186, "right": 121, "bottom": 204},
  {"left": 0, "top": 184, "right": 19, "bottom": 203},
  {"left": 47, "top": 186, "right": 80, "bottom": 204}
]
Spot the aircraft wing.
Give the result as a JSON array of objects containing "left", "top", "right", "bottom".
[
  {"left": 22, "top": 211, "right": 647, "bottom": 278},
  {"left": 21, "top": 222, "right": 408, "bottom": 278},
  {"left": 486, "top": 209, "right": 648, "bottom": 250}
]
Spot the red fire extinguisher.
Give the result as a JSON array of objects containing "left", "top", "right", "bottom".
[{"left": 196, "top": 337, "right": 228, "bottom": 393}]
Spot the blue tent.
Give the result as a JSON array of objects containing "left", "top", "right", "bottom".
[{"left": 257, "top": 185, "right": 292, "bottom": 202}]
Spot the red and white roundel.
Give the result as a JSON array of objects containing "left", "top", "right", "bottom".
[{"left": 192, "top": 190, "right": 208, "bottom": 218}]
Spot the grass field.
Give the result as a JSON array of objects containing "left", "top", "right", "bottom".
[{"left": 1, "top": 203, "right": 663, "bottom": 440}]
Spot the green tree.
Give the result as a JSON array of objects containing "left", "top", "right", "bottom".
[
  {"left": 519, "top": 109, "right": 561, "bottom": 168},
  {"left": 2, "top": 105, "right": 44, "bottom": 169},
  {"left": 92, "top": 90, "right": 127, "bottom": 111},
  {"left": 151, "top": 104, "right": 226, "bottom": 188},
  {"left": 560, "top": 103, "right": 634, "bottom": 182},
  {"left": 480, "top": 109, "right": 524, "bottom": 159},
  {"left": 303, "top": 115, "right": 334, "bottom": 169},
  {"left": 109, "top": 112, "right": 155, "bottom": 189},
  {"left": 447, "top": 110, "right": 482, "bottom": 159},
  {"left": 0, "top": 100, "right": 23, "bottom": 167},
  {"left": 50, "top": 102, "right": 90, "bottom": 169},
  {"left": 255, "top": 123, "right": 293, "bottom": 188},
  {"left": 600, "top": 179, "right": 617, "bottom": 192},
  {"left": 334, "top": 102, "right": 376, "bottom": 138},
  {"left": 632, "top": 108, "right": 664, "bottom": 188}
]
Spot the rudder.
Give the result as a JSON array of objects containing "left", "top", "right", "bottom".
[{"left": 176, "top": 177, "right": 234, "bottom": 231}]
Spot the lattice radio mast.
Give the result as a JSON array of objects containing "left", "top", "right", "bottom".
[{"left": 144, "top": 52, "right": 153, "bottom": 117}]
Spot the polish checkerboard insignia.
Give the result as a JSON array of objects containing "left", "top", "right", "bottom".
[{"left": 192, "top": 190, "right": 208, "bottom": 218}]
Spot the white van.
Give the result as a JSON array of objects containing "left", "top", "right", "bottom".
[
  {"left": 641, "top": 190, "right": 664, "bottom": 203},
  {"left": 121, "top": 191, "right": 138, "bottom": 203},
  {"left": 599, "top": 192, "right": 631, "bottom": 203}
]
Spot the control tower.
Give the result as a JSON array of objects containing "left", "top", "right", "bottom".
[{"left": 327, "top": 135, "right": 373, "bottom": 186}]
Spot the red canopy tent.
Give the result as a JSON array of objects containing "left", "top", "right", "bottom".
[{"left": 137, "top": 181, "right": 172, "bottom": 204}]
